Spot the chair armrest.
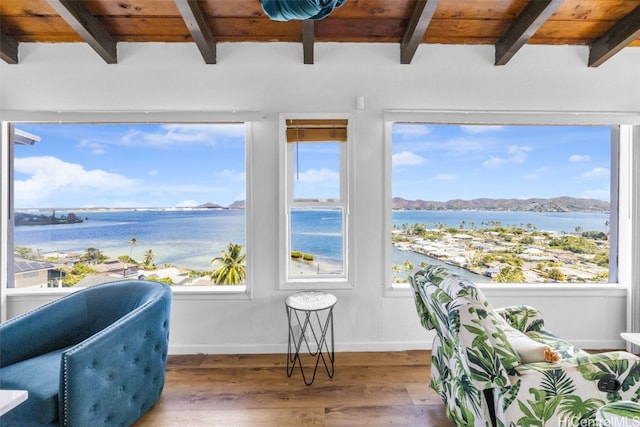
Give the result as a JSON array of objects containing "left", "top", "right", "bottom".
[
  {"left": 60, "top": 300, "right": 169, "bottom": 427},
  {"left": 496, "top": 305, "right": 546, "bottom": 333},
  {"left": 458, "top": 302, "right": 521, "bottom": 390},
  {"left": 409, "top": 269, "right": 436, "bottom": 330},
  {"left": 495, "top": 351, "right": 640, "bottom": 425}
]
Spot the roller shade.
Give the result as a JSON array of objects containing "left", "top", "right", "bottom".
[{"left": 286, "top": 119, "right": 348, "bottom": 143}]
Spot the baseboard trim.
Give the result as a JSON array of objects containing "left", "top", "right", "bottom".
[{"left": 168, "top": 341, "right": 431, "bottom": 355}]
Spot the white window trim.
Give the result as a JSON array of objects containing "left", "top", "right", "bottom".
[
  {"left": 279, "top": 113, "right": 355, "bottom": 290},
  {"left": 383, "top": 109, "right": 640, "bottom": 297},
  {"left": 0, "top": 112, "right": 262, "bottom": 315}
]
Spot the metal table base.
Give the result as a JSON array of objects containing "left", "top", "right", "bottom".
[{"left": 285, "top": 291, "right": 336, "bottom": 385}]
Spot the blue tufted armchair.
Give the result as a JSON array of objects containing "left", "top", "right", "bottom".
[{"left": 0, "top": 280, "right": 172, "bottom": 426}]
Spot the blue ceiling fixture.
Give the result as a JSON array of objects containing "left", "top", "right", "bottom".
[{"left": 261, "top": 0, "right": 346, "bottom": 21}]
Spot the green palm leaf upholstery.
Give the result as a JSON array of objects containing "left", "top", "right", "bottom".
[{"left": 410, "top": 265, "right": 640, "bottom": 427}]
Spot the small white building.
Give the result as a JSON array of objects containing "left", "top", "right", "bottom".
[{"left": 14, "top": 257, "right": 54, "bottom": 288}]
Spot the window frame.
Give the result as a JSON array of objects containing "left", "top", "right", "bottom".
[
  {"left": 0, "top": 111, "right": 262, "bottom": 308},
  {"left": 383, "top": 109, "right": 640, "bottom": 297},
  {"left": 279, "top": 113, "right": 355, "bottom": 290}
]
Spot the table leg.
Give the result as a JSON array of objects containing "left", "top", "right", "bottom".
[{"left": 286, "top": 306, "right": 335, "bottom": 385}]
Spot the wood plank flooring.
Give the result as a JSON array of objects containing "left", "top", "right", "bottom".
[{"left": 134, "top": 350, "right": 454, "bottom": 426}]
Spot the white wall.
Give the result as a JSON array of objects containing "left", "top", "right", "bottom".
[{"left": 1, "top": 42, "right": 639, "bottom": 353}]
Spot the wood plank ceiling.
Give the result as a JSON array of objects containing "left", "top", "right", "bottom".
[{"left": 1, "top": 0, "right": 639, "bottom": 66}]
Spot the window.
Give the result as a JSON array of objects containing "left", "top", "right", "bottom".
[
  {"left": 388, "top": 121, "right": 618, "bottom": 287},
  {"left": 281, "top": 117, "right": 353, "bottom": 289},
  {"left": 5, "top": 121, "right": 251, "bottom": 293}
]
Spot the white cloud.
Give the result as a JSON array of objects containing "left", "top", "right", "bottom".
[
  {"left": 392, "top": 151, "right": 425, "bottom": 168},
  {"left": 175, "top": 200, "right": 199, "bottom": 208},
  {"left": 435, "top": 173, "right": 457, "bottom": 181},
  {"left": 77, "top": 140, "right": 105, "bottom": 155},
  {"left": 569, "top": 154, "right": 591, "bottom": 162},
  {"left": 120, "top": 123, "right": 245, "bottom": 148},
  {"left": 393, "top": 124, "right": 432, "bottom": 137},
  {"left": 461, "top": 125, "right": 505, "bottom": 134},
  {"left": 14, "top": 156, "right": 138, "bottom": 207},
  {"left": 148, "top": 169, "right": 158, "bottom": 176},
  {"left": 482, "top": 156, "right": 505, "bottom": 168},
  {"left": 297, "top": 168, "right": 339, "bottom": 184},
  {"left": 507, "top": 145, "right": 531, "bottom": 163},
  {"left": 482, "top": 145, "right": 530, "bottom": 168},
  {"left": 581, "top": 167, "right": 609, "bottom": 179}
]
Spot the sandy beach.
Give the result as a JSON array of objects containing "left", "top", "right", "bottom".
[{"left": 290, "top": 258, "right": 343, "bottom": 276}]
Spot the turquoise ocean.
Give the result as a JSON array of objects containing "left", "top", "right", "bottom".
[{"left": 15, "top": 209, "right": 609, "bottom": 273}]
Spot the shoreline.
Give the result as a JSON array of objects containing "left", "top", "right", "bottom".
[
  {"left": 392, "top": 225, "right": 609, "bottom": 283},
  {"left": 14, "top": 209, "right": 611, "bottom": 285},
  {"left": 15, "top": 207, "right": 245, "bottom": 214},
  {"left": 289, "top": 257, "right": 344, "bottom": 275}
]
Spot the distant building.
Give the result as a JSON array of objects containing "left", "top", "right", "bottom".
[
  {"left": 41, "top": 251, "right": 81, "bottom": 266},
  {"left": 14, "top": 257, "right": 54, "bottom": 288},
  {"left": 76, "top": 274, "right": 126, "bottom": 288},
  {"left": 138, "top": 267, "right": 189, "bottom": 285},
  {"left": 190, "top": 277, "right": 217, "bottom": 286},
  {"left": 94, "top": 259, "right": 138, "bottom": 278}
]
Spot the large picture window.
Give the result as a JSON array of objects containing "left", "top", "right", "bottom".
[
  {"left": 390, "top": 123, "right": 615, "bottom": 286},
  {"left": 8, "top": 122, "right": 249, "bottom": 290}
]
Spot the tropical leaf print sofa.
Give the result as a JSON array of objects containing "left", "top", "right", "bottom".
[{"left": 410, "top": 265, "right": 640, "bottom": 427}]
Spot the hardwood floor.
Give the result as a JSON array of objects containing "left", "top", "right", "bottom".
[{"left": 134, "top": 350, "right": 454, "bottom": 426}]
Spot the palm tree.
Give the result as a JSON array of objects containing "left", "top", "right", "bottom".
[
  {"left": 129, "top": 237, "right": 138, "bottom": 258},
  {"left": 124, "top": 237, "right": 137, "bottom": 277},
  {"left": 210, "top": 243, "right": 246, "bottom": 285},
  {"left": 143, "top": 249, "right": 156, "bottom": 269},
  {"left": 495, "top": 266, "right": 526, "bottom": 283}
]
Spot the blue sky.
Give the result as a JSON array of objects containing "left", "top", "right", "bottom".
[
  {"left": 14, "top": 123, "right": 246, "bottom": 208},
  {"left": 13, "top": 123, "right": 611, "bottom": 208},
  {"left": 393, "top": 124, "right": 611, "bottom": 202}
]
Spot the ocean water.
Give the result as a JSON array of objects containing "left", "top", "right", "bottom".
[
  {"left": 392, "top": 210, "right": 609, "bottom": 233},
  {"left": 15, "top": 210, "right": 245, "bottom": 271},
  {"left": 15, "top": 209, "right": 609, "bottom": 272}
]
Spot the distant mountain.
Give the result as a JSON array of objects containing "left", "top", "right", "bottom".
[
  {"left": 228, "top": 200, "right": 245, "bottom": 209},
  {"left": 196, "top": 201, "right": 245, "bottom": 210},
  {"left": 196, "top": 202, "right": 226, "bottom": 209},
  {"left": 392, "top": 197, "right": 609, "bottom": 213}
]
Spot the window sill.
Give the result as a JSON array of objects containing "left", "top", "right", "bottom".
[
  {"left": 386, "top": 282, "right": 629, "bottom": 298},
  {"left": 6, "top": 284, "right": 250, "bottom": 301},
  {"left": 172, "top": 285, "right": 250, "bottom": 300},
  {"left": 281, "top": 279, "right": 354, "bottom": 291}
]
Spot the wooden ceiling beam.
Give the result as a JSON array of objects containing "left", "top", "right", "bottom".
[
  {"left": 400, "top": 0, "right": 439, "bottom": 65},
  {"left": 303, "top": 20, "right": 314, "bottom": 64},
  {"left": 588, "top": 5, "right": 640, "bottom": 67},
  {"left": 174, "top": 0, "right": 217, "bottom": 64},
  {"left": 46, "top": 0, "right": 117, "bottom": 64},
  {"left": 1, "top": 32, "right": 19, "bottom": 64},
  {"left": 494, "top": 0, "right": 563, "bottom": 66}
]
